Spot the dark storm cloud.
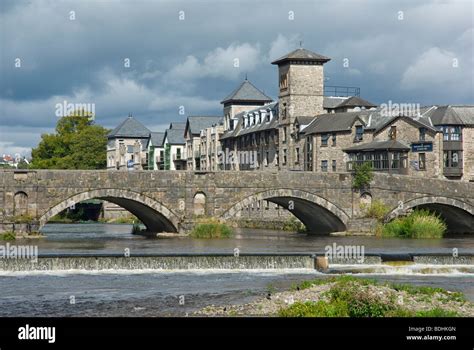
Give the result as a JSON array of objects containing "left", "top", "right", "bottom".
[{"left": 0, "top": 0, "right": 473, "bottom": 155}]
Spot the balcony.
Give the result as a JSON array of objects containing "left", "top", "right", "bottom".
[{"left": 173, "top": 153, "right": 185, "bottom": 162}]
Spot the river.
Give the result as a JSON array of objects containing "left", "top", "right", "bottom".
[{"left": 0, "top": 223, "right": 472, "bottom": 317}]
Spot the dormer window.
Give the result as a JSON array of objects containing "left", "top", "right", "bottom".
[
  {"left": 355, "top": 125, "right": 364, "bottom": 142},
  {"left": 389, "top": 126, "right": 397, "bottom": 140}
]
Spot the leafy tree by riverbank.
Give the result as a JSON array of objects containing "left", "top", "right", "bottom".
[{"left": 30, "top": 111, "right": 108, "bottom": 169}]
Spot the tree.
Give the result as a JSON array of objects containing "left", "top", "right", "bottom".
[
  {"left": 30, "top": 111, "right": 108, "bottom": 169},
  {"left": 352, "top": 162, "right": 374, "bottom": 190},
  {"left": 16, "top": 159, "right": 29, "bottom": 169}
]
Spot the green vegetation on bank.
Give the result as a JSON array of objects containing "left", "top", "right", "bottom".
[
  {"left": 361, "top": 199, "right": 447, "bottom": 239},
  {"left": 0, "top": 231, "right": 16, "bottom": 241},
  {"left": 190, "top": 218, "right": 233, "bottom": 239},
  {"left": 282, "top": 217, "right": 306, "bottom": 233},
  {"left": 99, "top": 215, "right": 141, "bottom": 224},
  {"left": 361, "top": 200, "right": 390, "bottom": 221},
  {"left": 280, "top": 276, "right": 463, "bottom": 317},
  {"left": 380, "top": 209, "right": 447, "bottom": 238},
  {"left": 230, "top": 216, "right": 306, "bottom": 232}
]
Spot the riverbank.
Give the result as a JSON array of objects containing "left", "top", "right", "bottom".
[{"left": 195, "top": 275, "right": 474, "bottom": 317}]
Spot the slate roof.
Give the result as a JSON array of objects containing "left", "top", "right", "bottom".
[
  {"left": 304, "top": 108, "right": 440, "bottom": 135},
  {"left": 424, "top": 105, "right": 474, "bottom": 126},
  {"left": 185, "top": 116, "right": 223, "bottom": 136},
  {"left": 303, "top": 112, "right": 365, "bottom": 134},
  {"left": 164, "top": 128, "right": 185, "bottom": 145},
  {"left": 336, "top": 96, "right": 377, "bottom": 109},
  {"left": 221, "top": 80, "right": 273, "bottom": 105},
  {"left": 344, "top": 140, "right": 410, "bottom": 152},
  {"left": 295, "top": 116, "right": 317, "bottom": 126},
  {"left": 271, "top": 48, "right": 331, "bottom": 65},
  {"left": 169, "top": 122, "right": 186, "bottom": 129},
  {"left": 147, "top": 132, "right": 165, "bottom": 148},
  {"left": 323, "top": 96, "right": 349, "bottom": 109},
  {"left": 108, "top": 116, "right": 151, "bottom": 138}
]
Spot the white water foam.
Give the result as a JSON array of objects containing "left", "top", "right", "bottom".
[
  {"left": 330, "top": 264, "right": 474, "bottom": 276},
  {"left": 0, "top": 268, "right": 321, "bottom": 277}
]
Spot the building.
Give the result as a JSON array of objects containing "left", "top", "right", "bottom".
[
  {"left": 184, "top": 116, "right": 222, "bottom": 170},
  {"left": 302, "top": 108, "right": 443, "bottom": 177},
  {"left": 220, "top": 102, "right": 280, "bottom": 170},
  {"left": 162, "top": 123, "right": 187, "bottom": 170},
  {"left": 424, "top": 105, "right": 474, "bottom": 181},
  {"left": 199, "top": 121, "right": 225, "bottom": 171},
  {"left": 146, "top": 132, "right": 165, "bottom": 170},
  {"left": 219, "top": 49, "right": 377, "bottom": 172},
  {"left": 107, "top": 115, "right": 150, "bottom": 170}
]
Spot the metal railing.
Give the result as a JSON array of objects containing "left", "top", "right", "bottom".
[{"left": 324, "top": 86, "right": 360, "bottom": 97}]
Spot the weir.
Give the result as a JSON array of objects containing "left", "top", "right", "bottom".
[{"left": 0, "top": 253, "right": 473, "bottom": 272}]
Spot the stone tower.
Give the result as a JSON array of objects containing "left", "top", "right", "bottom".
[{"left": 271, "top": 48, "right": 331, "bottom": 169}]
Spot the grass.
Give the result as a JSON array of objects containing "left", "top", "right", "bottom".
[
  {"left": 282, "top": 217, "right": 306, "bottom": 233},
  {"left": 280, "top": 276, "right": 464, "bottom": 317},
  {"left": 361, "top": 200, "right": 390, "bottom": 221},
  {"left": 100, "top": 215, "right": 141, "bottom": 224},
  {"left": 0, "top": 231, "right": 16, "bottom": 241},
  {"left": 190, "top": 218, "right": 233, "bottom": 239},
  {"left": 380, "top": 209, "right": 447, "bottom": 238}
]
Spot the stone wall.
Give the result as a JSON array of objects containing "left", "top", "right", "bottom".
[
  {"left": 0, "top": 170, "right": 472, "bottom": 234},
  {"left": 463, "top": 127, "right": 474, "bottom": 181}
]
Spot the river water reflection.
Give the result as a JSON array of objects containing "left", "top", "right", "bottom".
[{"left": 37, "top": 223, "right": 474, "bottom": 255}]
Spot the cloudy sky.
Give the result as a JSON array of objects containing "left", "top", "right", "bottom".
[{"left": 0, "top": 0, "right": 473, "bottom": 156}]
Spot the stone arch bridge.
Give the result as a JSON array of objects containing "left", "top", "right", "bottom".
[{"left": 0, "top": 170, "right": 473, "bottom": 234}]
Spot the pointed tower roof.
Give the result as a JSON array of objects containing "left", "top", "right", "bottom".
[
  {"left": 221, "top": 79, "right": 273, "bottom": 105},
  {"left": 108, "top": 115, "right": 151, "bottom": 138},
  {"left": 271, "top": 48, "right": 331, "bottom": 65}
]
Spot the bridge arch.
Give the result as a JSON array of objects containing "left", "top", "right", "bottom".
[
  {"left": 386, "top": 196, "right": 474, "bottom": 233},
  {"left": 221, "top": 189, "right": 350, "bottom": 234},
  {"left": 38, "top": 189, "right": 180, "bottom": 233}
]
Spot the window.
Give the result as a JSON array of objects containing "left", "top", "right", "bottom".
[
  {"left": 282, "top": 127, "right": 287, "bottom": 143},
  {"left": 283, "top": 149, "right": 287, "bottom": 165},
  {"left": 419, "top": 153, "right": 426, "bottom": 170},
  {"left": 444, "top": 150, "right": 462, "bottom": 168},
  {"left": 321, "top": 160, "right": 328, "bottom": 172},
  {"left": 265, "top": 151, "right": 269, "bottom": 167},
  {"left": 391, "top": 152, "right": 400, "bottom": 169},
  {"left": 419, "top": 128, "right": 426, "bottom": 141},
  {"left": 321, "top": 134, "right": 329, "bottom": 146},
  {"left": 176, "top": 148, "right": 181, "bottom": 160},
  {"left": 332, "top": 133, "right": 337, "bottom": 146},
  {"left": 389, "top": 126, "right": 397, "bottom": 140},
  {"left": 355, "top": 126, "right": 364, "bottom": 141},
  {"left": 332, "top": 160, "right": 337, "bottom": 172},
  {"left": 295, "top": 148, "right": 300, "bottom": 164},
  {"left": 441, "top": 126, "right": 462, "bottom": 141},
  {"left": 275, "top": 150, "right": 279, "bottom": 166}
]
